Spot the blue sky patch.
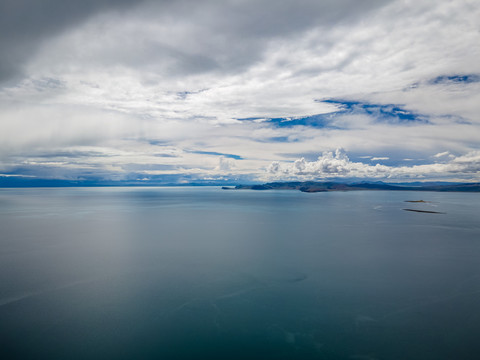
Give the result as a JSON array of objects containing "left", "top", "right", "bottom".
[
  {"left": 430, "top": 74, "right": 480, "bottom": 85},
  {"left": 147, "top": 139, "right": 171, "bottom": 146},
  {"left": 265, "top": 114, "right": 334, "bottom": 128},
  {"left": 321, "top": 99, "right": 427, "bottom": 123},
  {"left": 268, "top": 136, "right": 299, "bottom": 143},
  {"left": 240, "top": 99, "right": 427, "bottom": 129},
  {"left": 238, "top": 114, "right": 337, "bottom": 129},
  {"left": 176, "top": 88, "right": 208, "bottom": 100},
  {"left": 187, "top": 150, "right": 243, "bottom": 160}
]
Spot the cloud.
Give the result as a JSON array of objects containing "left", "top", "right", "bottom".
[
  {"left": 266, "top": 149, "right": 480, "bottom": 181},
  {"left": 433, "top": 151, "right": 455, "bottom": 159},
  {"left": 0, "top": 0, "right": 148, "bottom": 82},
  {"left": 1, "top": 0, "right": 480, "bottom": 183},
  {"left": 215, "top": 156, "right": 236, "bottom": 172},
  {"left": 2, "top": 0, "right": 393, "bottom": 83}
]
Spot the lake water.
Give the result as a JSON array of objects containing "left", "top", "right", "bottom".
[{"left": 1, "top": 187, "right": 480, "bottom": 359}]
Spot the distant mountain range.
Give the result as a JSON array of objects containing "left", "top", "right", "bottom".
[{"left": 225, "top": 181, "right": 480, "bottom": 192}]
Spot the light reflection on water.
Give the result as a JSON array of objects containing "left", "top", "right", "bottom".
[{"left": 1, "top": 187, "right": 480, "bottom": 359}]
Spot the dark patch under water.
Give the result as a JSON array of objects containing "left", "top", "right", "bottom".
[{"left": 1, "top": 187, "right": 480, "bottom": 359}]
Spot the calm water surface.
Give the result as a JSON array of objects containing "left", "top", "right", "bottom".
[{"left": 1, "top": 187, "right": 480, "bottom": 359}]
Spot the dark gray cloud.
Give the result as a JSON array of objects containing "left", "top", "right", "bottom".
[
  {"left": 0, "top": 0, "right": 392, "bottom": 81},
  {"left": 125, "top": 0, "right": 394, "bottom": 76},
  {"left": 0, "top": 0, "right": 148, "bottom": 82}
]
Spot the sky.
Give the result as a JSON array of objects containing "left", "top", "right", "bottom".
[{"left": 1, "top": 0, "right": 480, "bottom": 185}]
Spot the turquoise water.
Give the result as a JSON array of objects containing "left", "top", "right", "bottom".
[{"left": 1, "top": 187, "right": 480, "bottom": 359}]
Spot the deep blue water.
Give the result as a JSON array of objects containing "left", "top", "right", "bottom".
[{"left": 1, "top": 187, "right": 480, "bottom": 359}]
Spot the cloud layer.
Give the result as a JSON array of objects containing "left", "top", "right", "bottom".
[
  {"left": 267, "top": 149, "right": 480, "bottom": 181},
  {"left": 1, "top": 0, "right": 480, "bottom": 183}
]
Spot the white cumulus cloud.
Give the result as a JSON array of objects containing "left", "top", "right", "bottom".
[{"left": 266, "top": 149, "right": 480, "bottom": 181}]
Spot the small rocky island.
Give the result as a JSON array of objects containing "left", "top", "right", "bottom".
[
  {"left": 225, "top": 181, "right": 480, "bottom": 193},
  {"left": 402, "top": 208, "right": 445, "bottom": 214}
]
